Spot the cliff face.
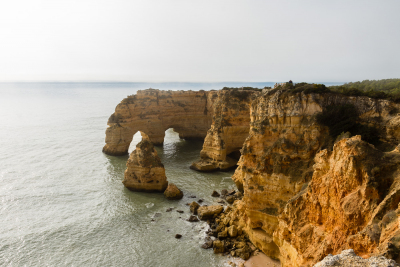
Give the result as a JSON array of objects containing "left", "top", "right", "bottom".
[
  {"left": 123, "top": 137, "right": 168, "bottom": 192},
  {"left": 274, "top": 136, "right": 400, "bottom": 266},
  {"left": 104, "top": 88, "right": 259, "bottom": 171},
  {"left": 229, "top": 88, "right": 400, "bottom": 263},
  {"left": 103, "top": 89, "right": 213, "bottom": 156},
  {"left": 191, "top": 89, "right": 260, "bottom": 171}
]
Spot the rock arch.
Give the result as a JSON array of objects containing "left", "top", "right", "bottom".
[
  {"left": 103, "top": 88, "right": 261, "bottom": 171},
  {"left": 103, "top": 89, "right": 213, "bottom": 156}
]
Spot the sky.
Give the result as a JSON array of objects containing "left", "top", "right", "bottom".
[{"left": 0, "top": 0, "right": 399, "bottom": 82}]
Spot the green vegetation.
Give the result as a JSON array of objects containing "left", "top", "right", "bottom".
[
  {"left": 316, "top": 104, "right": 380, "bottom": 146},
  {"left": 271, "top": 79, "right": 400, "bottom": 102},
  {"left": 330, "top": 79, "right": 400, "bottom": 102}
]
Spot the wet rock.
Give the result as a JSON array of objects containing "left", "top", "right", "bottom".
[
  {"left": 218, "top": 228, "right": 228, "bottom": 239},
  {"left": 189, "top": 201, "right": 200, "bottom": 215},
  {"left": 201, "top": 240, "right": 213, "bottom": 249},
  {"left": 235, "top": 248, "right": 251, "bottom": 260},
  {"left": 188, "top": 195, "right": 196, "bottom": 198},
  {"left": 218, "top": 200, "right": 226, "bottom": 204},
  {"left": 187, "top": 215, "right": 199, "bottom": 222},
  {"left": 198, "top": 205, "right": 224, "bottom": 220},
  {"left": 227, "top": 189, "right": 235, "bottom": 195},
  {"left": 176, "top": 210, "right": 184, "bottom": 213},
  {"left": 198, "top": 199, "right": 204, "bottom": 203},
  {"left": 221, "top": 189, "right": 228, "bottom": 196},
  {"left": 166, "top": 208, "right": 173, "bottom": 212},
  {"left": 228, "top": 225, "right": 238, "bottom": 237},
  {"left": 213, "top": 240, "right": 225, "bottom": 254},
  {"left": 211, "top": 190, "right": 220, "bottom": 197},
  {"left": 226, "top": 195, "right": 235, "bottom": 204},
  {"left": 164, "top": 183, "right": 183, "bottom": 200},
  {"left": 175, "top": 234, "right": 182, "bottom": 239}
]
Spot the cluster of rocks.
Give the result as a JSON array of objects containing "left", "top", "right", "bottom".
[
  {"left": 184, "top": 189, "right": 255, "bottom": 261},
  {"left": 203, "top": 206, "right": 256, "bottom": 260},
  {"left": 211, "top": 189, "right": 243, "bottom": 204}
]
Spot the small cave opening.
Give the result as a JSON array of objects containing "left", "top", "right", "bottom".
[{"left": 227, "top": 150, "right": 241, "bottom": 161}]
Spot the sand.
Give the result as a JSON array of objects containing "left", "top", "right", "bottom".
[{"left": 244, "top": 251, "right": 281, "bottom": 267}]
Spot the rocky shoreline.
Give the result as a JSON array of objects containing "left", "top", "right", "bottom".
[{"left": 105, "top": 85, "right": 400, "bottom": 266}]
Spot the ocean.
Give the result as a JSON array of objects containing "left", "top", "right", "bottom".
[{"left": 0, "top": 82, "right": 343, "bottom": 266}]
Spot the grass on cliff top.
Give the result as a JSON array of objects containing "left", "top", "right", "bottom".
[{"left": 273, "top": 79, "right": 400, "bottom": 102}]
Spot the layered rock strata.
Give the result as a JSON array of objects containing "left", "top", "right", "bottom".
[
  {"left": 229, "top": 87, "right": 400, "bottom": 263},
  {"left": 104, "top": 89, "right": 213, "bottom": 155},
  {"left": 123, "top": 138, "right": 168, "bottom": 192},
  {"left": 274, "top": 136, "right": 400, "bottom": 266},
  {"left": 191, "top": 89, "right": 260, "bottom": 171},
  {"left": 104, "top": 88, "right": 260, "bottom": 171}
]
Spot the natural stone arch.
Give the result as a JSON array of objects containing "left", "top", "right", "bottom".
[
  {"left": 103, "top": 88, "right": 261, "bottom": 171},
  {"left": 103, "top": 89, "right": 213, "bottom": 156}
]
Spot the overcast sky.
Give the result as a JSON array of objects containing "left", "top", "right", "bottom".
[{"left": 0, "top": 0, "right": 399, "bottom": 82}]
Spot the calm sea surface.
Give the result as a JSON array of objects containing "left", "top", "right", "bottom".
[{"left": 0, "top": 82, "right": 343, "bottom": 266}]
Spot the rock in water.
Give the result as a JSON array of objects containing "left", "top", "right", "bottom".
[
  {"left": 211, "top": 190, "right": 220, "bottom": 197},
  {"left": 189, "top": 201, "right": 200, "bottom": 214},
  {"left": 187, "top": 215, "right": 199, "bottom": 222},
  {"left": 164, "top": 183, "right": 183, "bottom": 200},
  {"left": 197, "top": 205, "right": 224, "bottom": 220},
  {"left": 122, "top": 138, "right": 168, "bottom": 192}
]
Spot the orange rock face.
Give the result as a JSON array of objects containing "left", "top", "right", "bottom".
[
  {"left": 104, "top": 88, "right": 260, "bottom": 171},
  {"left": 274, "top": 136, "right": 400, "bottom": 266},
  {"left": 123, "top": 138, "right": 168, "bottom": 192},
  {"left": 229, "top": 87, "right": 400, "bottom": 264},
  {"left": 191, "top": 89, "right": 260, "bottom": 171},
  {"left": 103, "top": 89, "right": 213, "bottom": 156}
]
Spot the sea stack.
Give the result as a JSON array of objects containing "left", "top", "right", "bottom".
[{"left": 123, "top": 137, "right": 168, "bottom": 192}]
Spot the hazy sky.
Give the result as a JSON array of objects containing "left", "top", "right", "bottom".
[{"left": 0, "top": 0, "right": 399, "bottom": 82}]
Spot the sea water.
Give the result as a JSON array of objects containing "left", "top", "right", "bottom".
[{"left": 0, "top": 82, "right": 280, "bottom": 267}]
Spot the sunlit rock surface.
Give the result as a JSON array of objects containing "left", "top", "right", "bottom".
[
  {"left": 228, "top": 87, "right": 400, "bottom": 264},
  {"left": 274, "top": 136, "right": 400, "bottom": 266},
  {"left": 104, "top": 88, "right": 260, "bottom": 171},
  {"left": 123, "top": 137, "right": 168, "bottom": 192}
]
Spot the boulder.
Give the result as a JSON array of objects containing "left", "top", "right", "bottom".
[
  {"left": 213, "top": 240, "right": 225, "bottom": 254},
  {"left": 164, "top": 183, "right": 183, "bottom": 200},
  {"left": 228, "top": 225, "right": 238, "bottom": 237},
  {"left": 187, "top": 215, "right": 199, "bottom": 222},
  {"left": 197, "top": 205, "right": 224, "bottom": 220},
  {"left": 189, "top": 201, "right": 200, "bottom": 214},
  {"left": 226, "top": 195, "right": 235, "bottom": 204},
  {"left": 211, "top": 190, "right": 220, "bottom": 197}
]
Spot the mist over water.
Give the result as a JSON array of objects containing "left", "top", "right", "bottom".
[{"left": 0, "top": 82, "right": 343, "bottom": 266}]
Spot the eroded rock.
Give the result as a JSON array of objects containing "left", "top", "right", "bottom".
[
  {"left": 122, "top": 138, "right": 168, "bottom": 192},
  {"left": 198, "top": 205, "right": 224, "bottom": 220},
  {"left": 164, "top": 183, "right": 183, "bottom": 200}
]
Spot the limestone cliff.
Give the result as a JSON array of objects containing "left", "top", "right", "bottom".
[
  {"left": 123, "top": 137, "right": 168, "bottom": 192},
  {"left": 103, "top": 89, "right": 213, "bottom": 155},
  {"left": 274, "top": 136, "right": 400, "bottom": 266},
  {"left": 191, "top": 89, "right": 260, "bottom": 171},
  {"left": 228, "top": 86, "right": 400, "bottom": 263},
  {"left": 104, "top": 88, "right": 260, "bottom": 171}
]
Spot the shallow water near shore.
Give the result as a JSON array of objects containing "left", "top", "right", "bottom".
[{"left": 0, "top": 82, "right": 279, "bottom": 267}]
